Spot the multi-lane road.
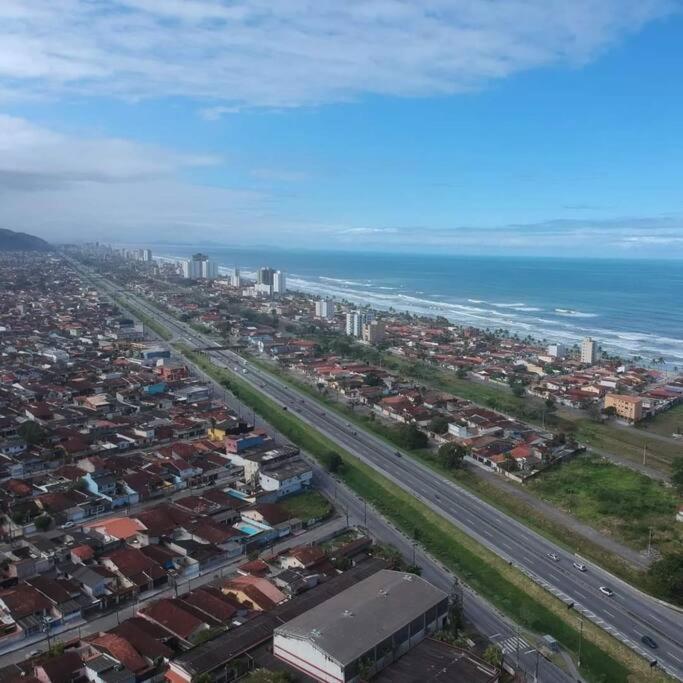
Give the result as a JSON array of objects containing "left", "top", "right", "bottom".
[{"left": 84, "top": 267, "right": 683, "bottom": 681}]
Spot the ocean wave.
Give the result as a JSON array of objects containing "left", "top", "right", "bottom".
[
  {"left": 222, "top": 262, "right": 683, "bottom": 364},
  {"left": 554, "top": 308, "right": 598, "bottom": 318}
]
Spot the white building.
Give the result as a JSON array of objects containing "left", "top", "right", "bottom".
[
  {"left": 258, "top": 459, "right": 313, "bottom": 497},
  {"left": 231, "top": 268, "right": 241, "bottom": 287},
  {"left": 141, "top": 248, "right": 153, "bottom": 262},
  {"left": 547, "top": 343, "right": 566, "bottom": 359},
  {"left": 345, "top": 311, "right": 366, "bottom": 337},
  {"left": 273, "top": 270, "right": 287, "bottom": 294},
  {"left": 315, "top": 299, "right": 335, "bottom": 319},
  {"left": 273, "top": 570, "right": 449, "bottom": 683},
  {"left": 580, "top": 337, "right": 598, "bottom": 364},
  {"left": 182, "top": 253, "right": 217, "bottom": 280}
]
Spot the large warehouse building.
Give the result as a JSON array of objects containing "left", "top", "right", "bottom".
[{"left": 273, "top": 569, "right": 449, "bottom": 682}]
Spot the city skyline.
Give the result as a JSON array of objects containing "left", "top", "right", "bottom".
[{"left": 1, "top": 1, "right": 683, "bottom": 257}]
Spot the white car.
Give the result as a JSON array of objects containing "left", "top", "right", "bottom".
[
  {"left": 599, "top": 586, "right": 614, "bottom": 597},
  {"left": 61, "top": 521, "right": 75, "bottom": 529},
  {"left": 573, "top": 562, "right": 587, "bottom": 572}
]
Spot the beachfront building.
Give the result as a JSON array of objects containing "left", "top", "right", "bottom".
[
  {"left": 315, "top": 299, "right": 335, "bottom": 319},
  {"left": 182, "top": 253, "right": 217, "bottom": 280},
  {"left": 273, "top": 270, "right": 287, "bottom": 294},
  {"left": 580, "top": 337, "right": 598, "bottom": 364}
]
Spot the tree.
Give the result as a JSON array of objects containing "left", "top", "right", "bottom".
[
  {"left": 34, "top": 514, "right": 52, "bottom": 531},
  {"left": 603, "top": 405, "right": 617, "bottom": 418},
  {"left": 438, "top": 442, "right": 466, "bottom": 470},
  {"left": 671, "top": 458, "right": 683, "bottom": 496},
  {"left": 482, "top": 645, "right": 503, "bottom": 667},
  {"left": 429, "top": 416, "right": 449, "bottom": 435},
  {"left": 647, "top": 553, "right": 683, "bottom": 606},
  {"left": 455, "top": 366, "right": 468, "bottom": 379},
  {"left": 510, "top": 382, "right": 525, "bottom": 398},
  {"left": 18, "top": 420, "right": 46, "bottom": 446},
  {"left": 396, "top": 423, "right": 428, "bottom": 450},
  {"left": 326, "top": 451, "right": 344, "bottom": 474}
]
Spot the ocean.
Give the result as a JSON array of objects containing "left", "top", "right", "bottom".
[{"left": 151, "top": 245, "right": 683, "bottom": 366}]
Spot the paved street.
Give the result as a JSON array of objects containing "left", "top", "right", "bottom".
[{"left": 81, "top": 266, "right": 683, "bottom": 681}]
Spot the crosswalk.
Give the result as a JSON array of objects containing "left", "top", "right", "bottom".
[{"left": 498, "top": 636, "right": 530, "bottom": 655}]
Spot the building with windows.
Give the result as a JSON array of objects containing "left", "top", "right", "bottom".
[
  {"left": 604, "top": 393, "right": 643, "bottom": 422},
  {"left": 273, "top": 270, "right": 287, "bottom": 295},
  {"left": 546, "top": 343, "right": 566, "bottom": 359},
  {"left": 345, "top": 311, "right": 365, "bottom": 337},
  {"left": 182, "top": 254, "right": 217, "bottom": 280},
  {"left": 580, "top": 337, "right": 598, "bottom": 365},
  {"left": 315, "top": 300, "right": 335, "bottom": 319},
  {"left": 273, "top": 570, "right": 449, "bottom": 683},
  {"left": 362, "top": 320, "right": 386, "bottom": 345},
  {"left": 257, "top": 267, "right": 276, "bottom": 286}
]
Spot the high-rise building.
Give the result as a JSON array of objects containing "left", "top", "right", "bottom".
[
  {"left": 345, "top": 311, "right": 366, "bottom": 337},
  {"left": 231, "top": 268, "right": 241, "bottom": 287},
  {"left": 580, "top": 337, "right": 598, "bottom": 364},
  {"left": 183, "top": 253, "right": 217, "bottom": 280},
  {"left": 142, "top": 248, "right": 153, "bottom": 262},
  {"left": 273, "top": 270, "right": 287, "bottom": 294},
  {"left": 257, "top": 266, "right": 276, "bottom": 286},
  {"left": 362, "top": 320, "right": 386, "bottom": 344},
  {"left": 547, "top": 343, "right": 566, "bottom": 359},
  {"left": 315, "top": 299, "right": 335, "bottom": 319}
]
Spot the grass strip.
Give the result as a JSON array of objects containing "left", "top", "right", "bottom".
[
  {"left": 238, "top": 356, "right": 657, "bottom": 585},
  {"left": 179, "top": 345, "right": 669, "bottom": 683}
]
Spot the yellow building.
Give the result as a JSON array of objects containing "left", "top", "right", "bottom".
[{"left": 604, "top": 394, "right": 643, "bottom": 422}]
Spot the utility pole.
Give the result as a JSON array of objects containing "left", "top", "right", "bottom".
[{"left": 647, "top": 527, "right": 653, "bottom": 556}]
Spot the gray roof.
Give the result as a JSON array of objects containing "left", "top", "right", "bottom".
[{"left": 274, "top": 570, "right": 447, "bottom": 666}]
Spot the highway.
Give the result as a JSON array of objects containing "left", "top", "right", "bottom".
[{"left": 85, "top": 268, "right": 683, "bottom": 681}]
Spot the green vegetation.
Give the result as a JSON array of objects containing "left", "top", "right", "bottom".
[
  {"left": 18, "top": 420, "right": 46, "bottom": 445},
  {"left": 574, "top": 421, "right": 679, "bottom": 473},
  {"left": 310, "top": 338, "right": 680, "bottom": 475},
  {"left": 672, "top": 457, "right": 683, "bottom": 495},
  {"left": 644, "top": 403, "right": 683, "bottom": 437},
  {"left": 280, "top": 490, "right": 332, "bottom": 521},
  {"left": 190, "top": 626, "right": 226, "bottom": 645},
  {"left": 245, "top": 355, "right": 658, "bottom": 586},
  {"left": 34, "top": 514, "right": 52, "bottom": 531},
  {"left": 176, "top": 346, "right": 665, "bottom": 682},
  {"left": 529, "top": 455, "right": 681, "bottom": 553}
]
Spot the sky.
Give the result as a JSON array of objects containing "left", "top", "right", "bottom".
[{"left": 1, "top": 0, "right": 683, "bottom": 257}]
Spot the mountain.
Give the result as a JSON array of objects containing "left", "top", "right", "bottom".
[{"left": 0, "top": 229, "right": 52, "bottom": 252}]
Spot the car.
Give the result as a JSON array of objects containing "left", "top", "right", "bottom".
[
  {"left": 599, "top": 586, "right": 614, "bottom": 596},
  {"left": 352, "top": 431, "right": 357, "bottom": 436},
  {"left": 61, "top": 521, "right": 75, "bottom": 529},
  {"left": 573, "top": 562, "right": 587, "bottom": 572},
  {"left": 547, "top": 552, "right": 560, "bottom": 562},
  {"left": 641, "top": 635, "right": 657, "bottom": 649},
  {"left": 394, "top": 451, "right": 402, "bottom": 458}
]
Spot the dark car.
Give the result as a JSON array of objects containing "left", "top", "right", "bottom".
[
  {"left": 641, "top": 635, "right": 657, "bottom": 649},
  {"left": 394, "top": 451, "right": 402, "bottom": 457}
]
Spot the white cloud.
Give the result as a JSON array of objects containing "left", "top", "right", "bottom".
[
  {"left": 0, "top": 114, "right": 217, "bottom": 190},
  {"left": 0, "top": 114, "right": 273, "bottom": 243},
  {"left": 0, "top": 0, "right": 676, "bottom": 108}
]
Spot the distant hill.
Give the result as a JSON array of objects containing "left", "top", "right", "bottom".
[{"left": 0, "top": 228, "right": 52, "bottom": 252}]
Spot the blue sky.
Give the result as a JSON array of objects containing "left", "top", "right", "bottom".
[{"left": 1, "top": 0, "right": 683, "bottom": 257}]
